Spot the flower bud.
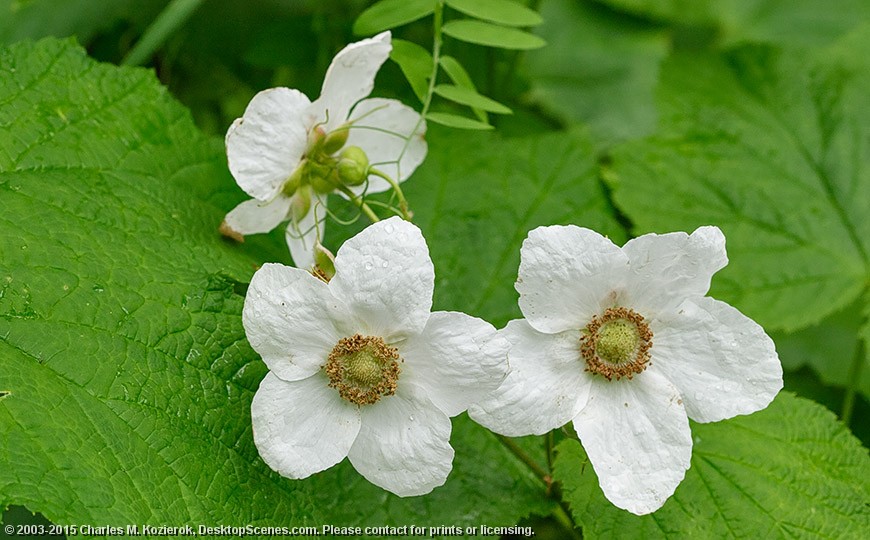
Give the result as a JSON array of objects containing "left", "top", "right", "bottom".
[
  {"left": 337, "top": 146, "right": 369, "bottom": 186},
  {"left": 281, "top": 162, "right": 306, "bottom": 196},
  {"left": 308, "top": 160, "right": 340, "bottom": 194},
  {"left": 291, "top": 185, "right": 312, "bottom": 223},
  {"left": 313, "top": 242, "right": 336, "bottom": 282},
  {"left": 322, "top": 125, "right": 350, "bottom": 155}
]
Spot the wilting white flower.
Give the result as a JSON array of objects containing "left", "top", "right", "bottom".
[
  {"left": 245, "top": 217, "right": 508, "bottom": 496},
  {"left": 469, "top": 225, "right": 782, "bottom": 515},
  {"left": 222, "top": 31, "right": 427, "bottom": 269}
]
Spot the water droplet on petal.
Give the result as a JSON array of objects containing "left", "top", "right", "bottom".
[
  {"left": 381, "top": 261, "right": 388, "bottom": 268},
  {"left": 408, "top": 415, "right": 415, "bottom": 421},
  {"left": 364, "top": 262, "right": 373, "bottom": 270}
]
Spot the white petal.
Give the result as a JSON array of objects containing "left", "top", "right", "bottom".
[
  {"left": 223, "top": 196, "right": 291, "bottom": 236},
  {"left": 400, "top": 311, "right": 509, "bottom": 417},
  {"left": 651, "top": 296, "right": 783, "bottom": 423},
  {"left": 309, "top": 31, "right": 392, "bottom": 132},
  {"left": 346, "top": 98, "right": 427, "bottom": 194},
  {"left": 348, "top": 384, "right": 453, "bottom": 496},
  {"left": 468, "top": 320, "right": 592, "bottom": 436},
  {"left": 285, "top": 192, "right": 328, "bottom": 271},
  {"left": 226, "top": 88, "right": 311, "bottom": 200},
  {"left": 517, "top": 225, "right": 629, "bottom": 334},
  {"left": 243, "top": 262, "right": 347, "bottom": 381},
  {"left": 572, "top": 370, "right": 692, "bottom": 515},
  {"left": 622, "top": 226, "right": 727, "bottom": 315},
  {"left": 329, "top": 217, "right": 434, "bottom": 341},
  {"left": 252, "top": 372, "right": 361, "bottom": 479}
]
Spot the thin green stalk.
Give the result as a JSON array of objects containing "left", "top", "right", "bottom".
[
  {"left": 369, "top": 168, "right": 411, "bottom": 220},
  {"left": 841, "top": 338, "right": 866, "bottom": 424},
  {"left": 497, "top": 434, "right": 580, "bottom": 538},
  {"left": 420, "top": 1, "right": 444, "bottom": 121},
  {"left": 546, "top": 430, "right": 555, "bottom": 472},
  {"left": 397, "top": 1, "right": 444, "bottom": 166},
  {"left": 496, "top": 435, "right": 549, "bottom": 482},
  {"left": 122, "top": 0, "right": 205, "bottom": 66},
  {"left": 338, "top": 186, "right": 380, "bottom": 223},
  {"left": 552, "top": 505, "right": 582, "bottom": 540}
]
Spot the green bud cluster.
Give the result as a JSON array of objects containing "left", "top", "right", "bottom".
[{"left": 281, "top": 124, "right": 371, "bottom": 199}]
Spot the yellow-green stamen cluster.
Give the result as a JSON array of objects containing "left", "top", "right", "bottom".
[
  {"left": 580, "top": 307, "right": 652, "bottom": 381},
  {"left": 325, "top": 334, "right": 401, "bottom": 405}
]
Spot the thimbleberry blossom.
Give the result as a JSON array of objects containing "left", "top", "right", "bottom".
[
  {"left": 469, "top": 225, "right": 783, "bottom": 515},
  {"left": 221, "top": 31, "right": 427, "bottom": 270},
  {"left": 245, "top": 217, "right": 508, "bottom": 496}
]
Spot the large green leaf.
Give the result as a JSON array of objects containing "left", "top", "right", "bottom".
[
  {"left": 523, "top": 0, "right": 668, "bottom": 144},
  {"left": 594, "top": 0, "right": 870, "bottom": 47},
  {"left": 0, "top": 38, "right": 552, "bottom": 533},
  {"left": 554, "top": 393, "right": 870, "bottom": 538},
  {"left": 774, "top": 300, "right": 870, "bottom": 402},
  {"left": 609, "top": 37, "right": 870, "bottom": 331},
  {"left": 401, "top": 128, "right": 627, "bottom": 328}
]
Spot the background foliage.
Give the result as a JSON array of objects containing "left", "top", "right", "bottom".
[{"left": 1, "top": 0, "right": 868, "bottom": 538}]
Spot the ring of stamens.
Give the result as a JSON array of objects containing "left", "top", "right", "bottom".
[
  {"left": 580, "top": 307, "right": 652, "bottom": 381},
  {"left": 324, "top": 334, "right": 401, "bottom": 406}
]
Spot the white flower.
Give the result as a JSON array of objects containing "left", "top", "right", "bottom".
[
  {"left": 245, "top": 217, "right": 509, "bottom": 496},
  {"left": 222, "top": 31, "right": 427, "bottom": 270},
  {"left": 469, "top": 225, "right": 782, "bottom": 515}
]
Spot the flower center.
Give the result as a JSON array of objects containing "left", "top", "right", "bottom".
[
  {"left": 324, "top": 334, "right": 401, "bottom": 406},
  {"left": 580, "top": 307, "right": 652, "bottom": 381}
]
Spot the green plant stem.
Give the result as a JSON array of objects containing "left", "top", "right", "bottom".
[
  {"left": 397, "top": 1, "right": 444, "bottom": 166},
  {"left": 338, "top": 186, "right": 380, "bottom": 223},
  {"left": 546, "top": 430, "right": 555, "bottom": 471},
  {"left": 552, "top": 505, "right": 582, "bottom": 540},
  {"left": 421, "top": 1, "right": 444, "bottom": 120},
  {"left": 368, "top": 168, "right": 411, "bottom": 220},
  {"left": 496, "top": 435, "right": 549, "bottom": 481},
  {"left": 122, "top": 0, "right": 205, "bottom": 66},
  {"left": 841, "top": 337, "right": 866, "bottom": 424}
]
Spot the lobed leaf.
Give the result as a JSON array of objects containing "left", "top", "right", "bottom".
[
  {"left": 609, "top": 38, "right": 870, "bottom": 331},
  {"left": 0, "top": 38, "right": 553, "bottom": 534},
  {"left": 554, "top": 393, "right": 870, "bottom": 538},
  {"left": 595, "top": 0, "right": 870, "bottom": 47},
  {"left": 522, "top": 0, "right": 668, "bottom": 144}
]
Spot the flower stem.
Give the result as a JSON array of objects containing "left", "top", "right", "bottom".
[
  {"left": 497, "top": 434, "right": 580, "bottom": 538},
  {"left": 338, "top": 186, "right": 380, "bottom": 223},
  {"left": 841, "top": 337, "right": 866, "bottom": 424},
  {"left": 368, "top": 168, "right": 411, "bottom": 220},
  {"left": 397, "top": 1, "right": 443, "bottom": 165},
  {"left": 552, "top": 505, "right": 582, "bottom": 540},
  {"left": 496, "top": 435, "right": 549, "bottom": 481},
  {"left": 121, "top": 0, "right": 205, "bottom": 66},
  {"left": 546, "top": 430, "right": 555, "bottom": 472}
]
